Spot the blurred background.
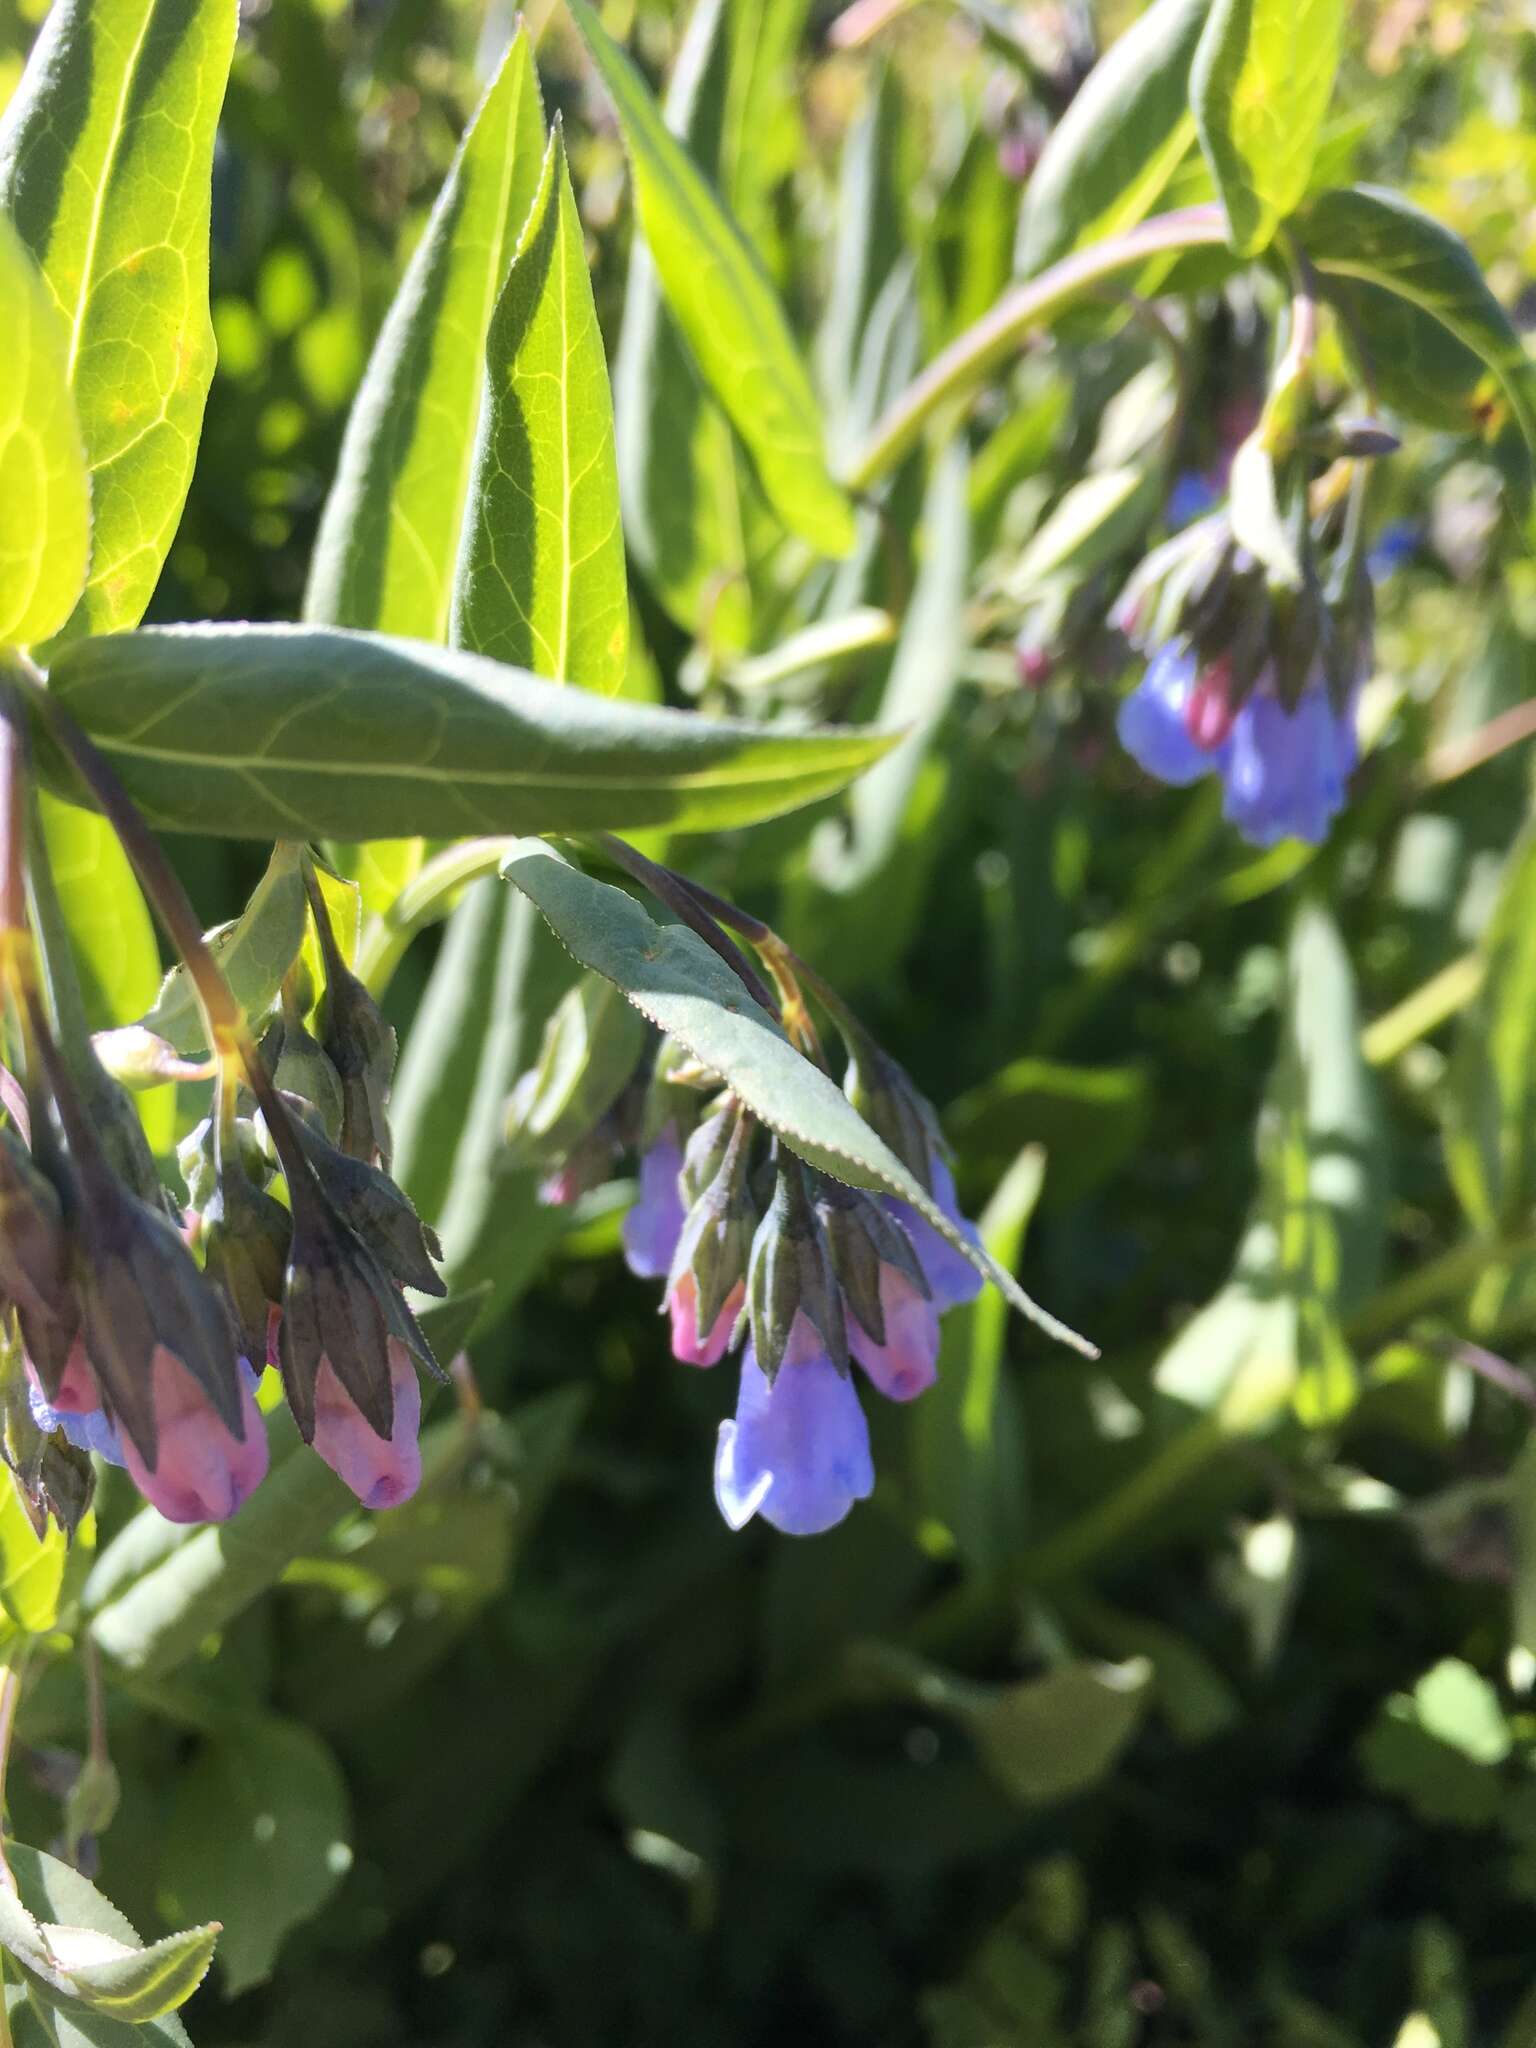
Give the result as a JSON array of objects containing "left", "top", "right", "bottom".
[{"left": 8, "top": 0, "right": 1536, "bottom": 2041}]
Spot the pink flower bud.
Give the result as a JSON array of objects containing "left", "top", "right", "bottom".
[
  {"left": 120, "top": 1351, "right": 268, "bottom": 1524},
  {"left": 311, "top": 1337, "right": 422, "bottom": 1510},
  {"left": 1184, "top": 659, "right": 1237, "bottom": 751},
  {"left": 49, "top": 1334, "right": 102, "bottom": 1415},
  {"left": 668, "top": 1272, "right": 745, "bottom": 1368},
  {"left": 848, "top": 1265, "right": 940, "bottom": 1402}
]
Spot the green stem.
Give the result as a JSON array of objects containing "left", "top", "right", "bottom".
[
  {"left": 844, "top": 205, "right": 1228, "bottom": 493},
  {"left": 1014, "top": 1414, "right": 1228, "bottom": 1587},
  {"left": 1361, "top": 951, "right": 1483, "bottom": 1068},
  {"left": 355, "top": 837, "right": 519, "bottom": 996},
  {"left": 1344, "top": 1234, "right": 1536, "bottom": 1349}
]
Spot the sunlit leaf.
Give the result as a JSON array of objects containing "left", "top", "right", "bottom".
[{"left": 0, "top": 215, "right": 89, "bottom": 649}]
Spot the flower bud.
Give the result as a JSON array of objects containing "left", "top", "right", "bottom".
[
  {"left": 201, "top": 1164, "right": 293, "bottom": 1367},
  {"left": 291, "top": 1120, "right": 444, "bottom": 1299},
  {"left": 271, "top": 1011, "right": 346, "bottom": 1146},
  {"left": 278, "top": 1173, "right": 439, "bottom": 1460},
  {"left": 0, "top": 1125, "right": 78, "bottom": 1394},
  {"left": 842, "top": 1044, "right": 937, "bottom": 1185},
  {"left": 69, "top": 1150, "right": 249, "bottom": 1474},
  {"left": 503, "top": 974, "right": 644, "bottom": 1172},
  {"left": 26, "top": 1360, "right": 124, "bottom": 1469},
  {"left": 747, "top": 1156, "right": 846, "bottom": 1380},
  {"left": 311, "top": 1335, "right": 422, "bottom": 1510},
  {"left": 319, "top": 954, "right": 397, "bottom": 1168},
  {"left": 886, "top": 1150, "right": 984, "bottom": 1313},
  {"left": 817, "top": 1185, "right": 938, "bottom": 1400},
  {"left": 118, "top": 1355, "right": 267, "bottom": 1524},
  {"left": 666, "top": 1109, "right": 757, "bottom": 1366},
  {"left": 714, "top": 1320, "right": 874, "bottom": 1537}
]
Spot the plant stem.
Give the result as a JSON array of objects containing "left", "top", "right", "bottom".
[
  {"left": 1344, "top": 1234, "right": 1536, "bottom": 1348},
  {"left": 1361, "top": 952, "right": 1483, "bottom": 1067},
  {"left": 589, "top": 835, "right": 779, "bottom": 1015},
  {"left": 1423, "top": 697, "right": 1536, "bottom": 787},
  {"left": 1015, "top": 1414, "right": 1228, "bottom": 1587},
  {"left": 355, "top": 837, "right": 519, "bottom": 995},
  {"left": 844, "top": 206, "right": 1228, "bottom": 492},
  {"left": 0, "top": 1645, "right": 33, "bottom": 1896}
]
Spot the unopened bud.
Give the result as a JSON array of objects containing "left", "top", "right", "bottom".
[
  {"left": 666, "top": 1110, "right": 758, "bottom": 1366},
  {"left": 0, "top": 1126, "right": 78, "bottom": 1393},
  {"left": 842, "top": 1044, "right": 938, "bottom": 1186},
  {"left": 747, "top": 1156, "right": 847, "bottom": 1381},
  {"left": 292, "top": 1122, "right": 444, "bottom": 1298},
  {"left": 504, "top": 973, "right": 644, "bottom": 1171},
  {"left": 817, "top": 1181, "right": 929, "bottom": 1350}
]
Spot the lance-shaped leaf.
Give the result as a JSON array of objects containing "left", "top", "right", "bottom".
[
  {"left": 0, "top": 0, "right": 237, "bottom": 644},
  {"left": 99, "top": 842, "right": 307, "bottom": 1063},
  {"left": 1192, "top": 0, "right": 1346, "bottom": 256},
  {"left": 40, "top": 624, "right": 897, "bottom": 840},
  {"left": 452, "top": 124, "right": 627, "bottom": 689},
  {"left": 1016, "top": 0, "right": 1206, "bottom": 277},
  {"left": 613, "top": 0, "right": 767, "bottom": 653},
  {"left": 569, "top": 0, "right": 854, "bottom": 559},
  {"left": 305, "top": 31, "right": 545, "bottom": 641},
  {"left": 500, "top": 839, "right": 1094, "bottom": 1355},
  {"left": 1298, "top": 185, "right": 1536, "bottom": 468},
  {"left": 0, "top": 215, "right": 90, "bottom": 650}
]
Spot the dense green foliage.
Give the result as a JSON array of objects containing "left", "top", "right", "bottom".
[{"left": 3, "top": 0, "right": 1536, "bottom": 2043}]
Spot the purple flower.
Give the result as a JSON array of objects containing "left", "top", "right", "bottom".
[
  {"left": 1166, "top": 471, "right": 1221, "bottom": 529},
  {"left": 622, "top": 1126, "right": 686, "bottom": 1280},
  {"left": 667, "top": 1270, "right": 744, "bottom": 1368},
  {"left": 119, "top": 1354, "right": 268, "bottom": 1524},
  {"left": 1368, "top": 522, "right": 1418, "bottom": 581},
  {"left": 714, "top": 1314, "right": 874, "bottom": 1537},
  {"left": 1116, "top": 646, "right": 1211, "bottom": 787},
  {"left": 886, "top": 1154, "right": 983, "bottom": 1313},
  {"left": 1118, "top": 645, "right": 1359, "bottom": 848},
  {"left": 1220, "top": 683, "right": 1358, "bottom": 848},
  {"left": 26, "top": 1366, "right": 125, "bottom": 1469},
  {"left": 848, "top": 1262, "right": 940, "bottom": 1402},
  {"left": 311, "top": 1336, "right": 422, "bottom": 1510}
]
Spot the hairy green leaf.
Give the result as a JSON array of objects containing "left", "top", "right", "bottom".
[
  {"left": 305, "top": 29, "right": 545, "bottom": 643},
  {"left": 1016, "top": 0, "right": 1205, "bottom": 277},
  {"left": 40, "top": 624, "right": 898, "bottom": 840},
  {"left": 570, "top": 0, "right": 854, "bottom": 558},
  {"left": 157, "top": 1713, "right": 349, "bottom": 1996},
  {"left": 1299, "top": 185, "right": 1536, "bottom": 465},
  {"left": 1192, "top": 0, "right": 1346, "bottom": 256},
  {"left": 2, "top": 1846, "right": 194, "bottom": 2047},
  {"left": 452, "top": 126, "right": 627, "bottom": 689},
  {"left": 500, "top": 839, "right": 1094, "bottom": 1353},
  {"left": 0, "top": 1885, "right": 218, "bottom": 2027},
  {"left": 0, "top": 215, "right": 90, "bottom": 649},
  {"left": 0, "top": 0, "right": 237, "bottom": 644}
]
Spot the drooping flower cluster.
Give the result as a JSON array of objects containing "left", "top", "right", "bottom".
[
  {"left": 0, "top": 872, "right": 443, "bottom": 1535},
  {"left": 618, "top": 1040, "right": 983, "bottom": 1538},
  {"left": 1112, "top": 478, "right": 1376, "bottom": 849}
]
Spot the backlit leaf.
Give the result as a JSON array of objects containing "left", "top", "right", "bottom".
[{"left": 0, "top": 0, "right": 237, "bottom": 644}]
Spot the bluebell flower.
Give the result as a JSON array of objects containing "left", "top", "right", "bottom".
[
  {"left": 1118, "top": 644, "right": 1359, "bottom": 849},
  {"left": 885, "top": 1152, "right": 984, "bottom": 1313},
  {"left": 28, "top": 1368, "right": 125, "bottom": 1468},
  {"left": 622, "top": 1124, "right": 686, "bottom": 1280},
  {"left": 1165, "top": 471, "right": 1221, "bottom": 529},
  {"left": 714, "top": 1315, "right": 874, "bottom": 1537}
]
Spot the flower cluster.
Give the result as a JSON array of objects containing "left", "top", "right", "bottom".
[
  {"left": 619, "top": 1042, "right": 983, "bottom": 1538},
  {"left": 1, "top": 880, "right": 442, "bottom": 1535},
  {"left": 1113, "top": 488, "right": 1375, "bottom": 849}
]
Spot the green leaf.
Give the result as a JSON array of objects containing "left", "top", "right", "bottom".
[
  {"left": 1445, "top": 824, "right": 1536, "bottom": 1237},
  {"left": 848, "top": 1644, "right": 1151, "bottom": 1805},
  {"left": 0, "top": 1482, "right": 66, "bottom": 1633},
  {"left": 910, "top": 1145, "right": 1041, "bottom": 1581},
  {"left": 1157, "top": 902, "right": 1382, "bottom": 1430},
  {"left": 305, "top": 30, "right": 545, "bottom": 644},
  {"left": 0, "top": 214, "right": 90, "bottom": 649},
  {"left": 612, "top": 0, "right": 775, "bottom": 653},
  {"left": 1015, "top": 0, "right": 1206, "bottom": 277},
  {"left": 499, "top": 839, "right": 1094, "bottom": 1353},
  {"left": 1298, "top": 185, "right": 1536, "bottom": 466},
  {"left": 116, "top": 842, "right": 307, "bottom": 1057},
  {"left": 1007, "top": 464, "right": 1162, "bottom": 598},
  {"left": 0, "top": 0, "right": 237, "bottom": 644},
  {"left": 2, "top": 1845, "right": 194, "bottom": 2048},
  {"left": 451, "top": 125, "right": 627, "bottom": 689},
  {"left": 0, "top": 1884, "right": 217, "bottom": 2026},
  {"left": 86, "top": 1410, "right": 354, "bottom": 1676},
  {"left": 1191, "top": 0, "right": 1346, "bottom": 256},
  {"left": 40, "top": 624, "right": 898, "bottom": 841},
  {"left": 1323, "top": 279, "right": 1491, "bottom": 436},
  {"left": 811, "top": 441, "right": 969, "bottom": 893},
  {"left": 38, "top": 792, "right": 171, "bottom": 1150},
  {"left": 157, "top": 1712, "right": 350, "bottom": 1996},
  {"left": 392, "top": 882, "right": 574, "bottom": 1328},
  {"left": 817, "top": 63, "right": 907, "bottom": 457},
  {"left": 569, "top": 0, "right": 854, "bottom": 558}
]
